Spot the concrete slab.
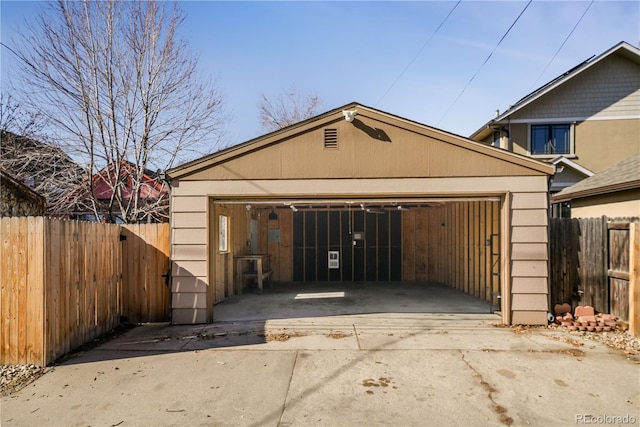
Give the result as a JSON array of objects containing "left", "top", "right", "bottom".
[
  {"left": 2, "top": 350, "right": 296, "bottom": 427},
  {"left": 2, "top": 294, "right": 639, "bottom": 427},
  {"left": 214, "top": 282, "right": 493, "bottom": 322},
  {"left": 279, "top": 350, "right": 499, "bottom": 427}
]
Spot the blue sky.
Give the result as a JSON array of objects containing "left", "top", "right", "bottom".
[{"left": 2, "top": 1, "right": 639, "bottom": 148}]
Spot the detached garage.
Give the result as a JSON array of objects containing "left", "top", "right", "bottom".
[{"left": 167, "top": 103, "right": 554, "bottom": 326}]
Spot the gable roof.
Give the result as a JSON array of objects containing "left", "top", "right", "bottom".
[
  {"left": 549, "top": 156, "right": 594, "bottom": 177},
  {"left": 168, "top": 102, "right": 554, "bottom": 179},
  {"left": 551, "top": 153, "right": 640, "bottom": 203},
  {"left": 470, "top": 41, "right": 640, "bottom": 140}
]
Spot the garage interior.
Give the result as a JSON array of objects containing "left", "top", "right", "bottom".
[{"left": 212, "top": 197, "right": 502, "bottom": 318}]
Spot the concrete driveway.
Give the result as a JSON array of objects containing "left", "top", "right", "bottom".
[{"left": 2, "top": 283, "right": 639, "bottom": 426}]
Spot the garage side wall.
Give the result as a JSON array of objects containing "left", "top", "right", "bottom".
[
  {"left": 510, "top": 192, "right": 549, "bottom": 324},
  {"left": 171, "top": 194, "right": 209, "bottom": 324}
]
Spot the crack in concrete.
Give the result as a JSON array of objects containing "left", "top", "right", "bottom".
[
  {"left": 353, "top": 324, "right": 362, "bottom": 350},
  {"left": 277, "top": 351, "right": 298, "bottom": 427},
  {"left": 460, "top": 351, "right": 513, "bottom": 426}
]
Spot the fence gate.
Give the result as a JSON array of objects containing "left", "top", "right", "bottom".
[
  {"left": 120, "top": 223, "right": 171, "bottom": 323},
  {"left": 608, "top": 222, "right": 631, "bottom": 321}
]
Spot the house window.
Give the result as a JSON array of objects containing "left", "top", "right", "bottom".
[{"left": 531, "top": 124, "right": 570, "bottom": 155}]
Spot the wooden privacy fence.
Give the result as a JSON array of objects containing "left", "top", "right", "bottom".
[
  {"left": 0, "top": 217, "right": 170, "bottom": 366},
  {"left": 549, "top": 217, "right": 639, "bottom": 335}
]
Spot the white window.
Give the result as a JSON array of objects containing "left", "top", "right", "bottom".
[{"left": 218, "top": 215, "right": 229, "bottom": 252}]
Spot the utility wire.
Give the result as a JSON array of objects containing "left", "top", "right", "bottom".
[
  {"left": 375, "top": 1, "right": 461, "bottom": 106},
  {"left": 437, "top": 0, "right": 532, "bottom": 126},
  {"left": 529, "top": 0, "right": 594, "bottom": 90}
]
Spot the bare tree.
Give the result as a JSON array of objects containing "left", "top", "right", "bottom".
[
  {"left": 258, "top": 85, "right": 321, "bottom": 131},
  {"left": 0, "top": 94, "right": 85, "bottom": 214},
  {"left": 6, "top": 0, "right": 226, "bottom": 223}
]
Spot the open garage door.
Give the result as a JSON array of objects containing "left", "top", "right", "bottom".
[{"left": 213, "top": 197, "right": 501, "bottom": 310}]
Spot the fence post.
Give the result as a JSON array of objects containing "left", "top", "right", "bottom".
[{"left": 630, "top": 222, "right": 639, "bottom": 337}]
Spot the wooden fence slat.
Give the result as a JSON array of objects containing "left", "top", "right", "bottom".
[
  {"left": 17, "top": 218, "right": 28, "bottom": 364},
  {"left": 26, "top": 217, "right": 44, "bottom": 365}
]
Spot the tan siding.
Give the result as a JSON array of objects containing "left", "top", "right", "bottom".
[
  {"left": 511, "top": 209, "right": 548, "bottom": 226},
  {"left": 171, "top": 276, "right": 208, "bottom": 293},
  {"left": 172, "top": 308, "right": 207, "bottom": 324},
  {"left": 512, "top": 294, "right": 548, "bottom": 311},
  {"left": 172, "top": 244, "right": 207, "bottom": 261},
  {"left": 172, "top": 260, "right": 207, "bottom": 277},
  {"left": 172, "top": 293, "right": 208, "bottom": 309},
  {"left": 509, "top": 190, "right": 550, "bottom": 322},
  {"left": 184, "top": 115, "right": 546, "bottom": 181},
  {"left": 511, "top": 243, "right": 547, "bottom": 261},
  {"left": 511, "top": 260, "right": 548, "bottom": 277},
  {"left": 172, "top": 228, "right": 207, "bottom": 245},
  {"left": 171, "top": 176, "right": 550, "bottom": 197},
  {"left": 511, "top": 311, "right": 548, "bottom": 325},
  {"left": 511, "top": 226, "right": 548, "bottom": 243},
  {"left": 512, "top": 277, "right": 548, "bottom": 294},
  {"left": 172, "top": 212, "right": 208, "bottom": 228},
  {"left": 171, "top": 193, "right": 210, "bottom": 324},
  {"left": 172, "top": 195, "right": 208, "bottom": 212}
]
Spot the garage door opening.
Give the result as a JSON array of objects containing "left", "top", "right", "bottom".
[{"left": 212, "top": 198, "right": 502, "bottom": 317}]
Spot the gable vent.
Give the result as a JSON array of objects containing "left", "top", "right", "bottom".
[{"left": 324, "top": 128, "right": 338, "bottom": 149}]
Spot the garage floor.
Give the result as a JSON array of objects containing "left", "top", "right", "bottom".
[{"left": 214, "top": 282, "right": 495, "bottom": 322}]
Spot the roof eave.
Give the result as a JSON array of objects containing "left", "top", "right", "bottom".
[{"left": 551, "top": 180, "right": 640, "bottom": 203}]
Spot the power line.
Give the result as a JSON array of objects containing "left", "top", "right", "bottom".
[
  {"left": 529, "top": 0, "right": 594, "bottom": 90},
  {"left": 437, "top": 0, "right": 532, "bottom": 126},
  {"left": 375, "top": 1, "right": 461, "bottom": 106}
]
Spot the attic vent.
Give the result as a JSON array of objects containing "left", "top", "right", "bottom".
[{"left": 324, "top": 128, "right": 338, "bottom": 149}]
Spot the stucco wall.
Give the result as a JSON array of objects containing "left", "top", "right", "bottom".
[
  {"left": 570, "top": 190, "right": 640, "bottom": 219},
  {"left": 508, "top": 119, "right": 640, "bottom": 173}
]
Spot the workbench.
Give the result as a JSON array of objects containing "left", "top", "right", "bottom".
[{"left": 235, "top": 254, "right": 272, "bottom": 294}]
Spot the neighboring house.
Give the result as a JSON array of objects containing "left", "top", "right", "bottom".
[
  {"left": 60, "top": 160, "right": 169, "bottom": 223},
  {"left": 167, "top": 102, "right": 554, "bottom": 326},
  {"left": 0, "top": 130, "right": 84, "bottom": 214},
  {"left": 0, "top": 169, "right": 46, "bottom": 216},
  {"left": 470, "top": 41, "right": 640, "bottom": 216},
  {"left": 550, "top": 153, "right": 640, "bottom": 218}
]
